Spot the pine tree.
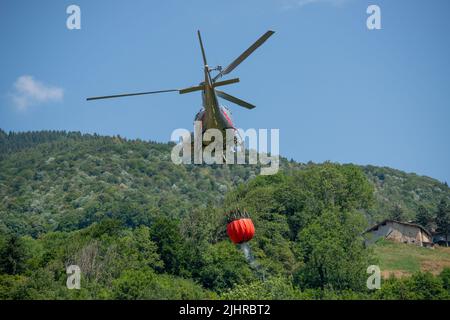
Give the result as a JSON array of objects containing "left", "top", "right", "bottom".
[
  {"left": 416, "top": 205, "right": 433, "bottom": 230},
  {"left": 0, "top": 235, "right": 27, "bottom": 275},
  {"left": 436, "top": 198, "right": 450, "bottom": 247},
  {"left": 390, "top": 204, "right": 405, "bottom": 222}
]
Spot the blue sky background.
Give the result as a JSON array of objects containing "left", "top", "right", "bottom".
[{"left": 1, "top": 0, "right": 449, "bottom": 182}]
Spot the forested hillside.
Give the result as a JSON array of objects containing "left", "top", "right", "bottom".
[
  {"left": 0, "top": 129, "right": 270, "bottom": 236},
  {"left": 1, "top": 129, "right": 448, "bottom": 235},
  {"left": 363, "top": 165, "right": 449, "bottom": 223},
  {"left": 1, "top": 129, "right": 450, "bottom": 300}
]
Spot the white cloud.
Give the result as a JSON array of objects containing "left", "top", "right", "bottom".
[{"left": 11, "top": 75, "right": 64, "bottom": 110}]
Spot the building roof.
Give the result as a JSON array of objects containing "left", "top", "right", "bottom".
[{"left": 365, "top": 219, "right": 432, "bottom": 237}]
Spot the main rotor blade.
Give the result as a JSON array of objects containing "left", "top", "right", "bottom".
[
  {"left": 86, "top": 89, "right": 179, "bottom": 101},
  {"left": 215, "top": 90, "right": 256, "bottom": 109},
  {"left": 179, "top": 84, "right": 205, "bottom": 94},
  {"left": 212, "top": 78, "right": 240, "bottom": 88},
  {"left": 213, "top": 30, "right": 275, "bottom": 81},
  {"left": 197, "top": 30, "right": 208, "bottom": 66}
]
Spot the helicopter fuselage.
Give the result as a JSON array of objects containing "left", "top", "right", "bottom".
[{"left": 199, "top": 66, "right": 234, "bottom": 135}]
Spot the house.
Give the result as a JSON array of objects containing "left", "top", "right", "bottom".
[{"left": 364, "top": 219, "right": 433, "bottom": 247}]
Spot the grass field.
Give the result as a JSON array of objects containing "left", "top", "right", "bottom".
[{"left": 373, "top": 239, "right": 450, "bottom": 278}]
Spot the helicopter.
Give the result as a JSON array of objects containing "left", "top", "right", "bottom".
[{"left": 86, "top": 30, "right": 275, "bottom": 149}]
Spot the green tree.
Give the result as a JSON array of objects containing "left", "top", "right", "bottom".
[
  {"left": 390, "top": 204, "right": 405, "bottom": 221},
  {"left": 295, "top": 210, "right": 373, "bottom": 291},
  {"left": 436, "top": 198, "right": 450, "bottom": 246},
  {"left": 130, "top": 226, "right": 163, "bottom": 269},
  {"left": 0, "top": 274, "right": 28, "bottom": 299},
  {"left": 416, "top": 205, "right": 434, "bottom": 230},
  {"left": 0, "top": 235, "right": 27, "bottom": 275},
  {"left": 111, "top": 268, "right": 213, "bottom": 299},
  {"left": 375, "top": 272, "right": 448, "bottom": 300},
  {"left": 150, "top": 217, "right": 190, "bottom": 276},
  {"left": 198, "top": 241, "right": 255, "bottom": 292}
]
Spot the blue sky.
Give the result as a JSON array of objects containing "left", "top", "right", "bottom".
[{"left": 1, "top": 0, "right": 449, "bottom": 182}]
